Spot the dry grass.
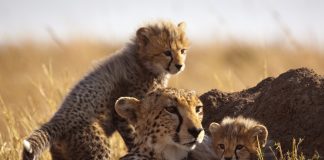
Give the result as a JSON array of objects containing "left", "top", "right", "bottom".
[
  {"left": 0, "top": 38, "right": 323, "bottom": 159},
  {"left": 268, "top": 139, "right": 320, "bottom": 160}
]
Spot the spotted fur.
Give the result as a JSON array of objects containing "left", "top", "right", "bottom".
[
  {"left": 115, "top": 88, "right": 205, "bottom": 160},
  {"left": 22, "top": 21, "right": 190, "bottom": 160},
  {"left": 209, "top": 116, "right": 268, "bottom": 160}
]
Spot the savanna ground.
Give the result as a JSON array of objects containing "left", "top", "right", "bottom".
[{"left": 0, "top": 37, "right": 323, "bottom": 159}]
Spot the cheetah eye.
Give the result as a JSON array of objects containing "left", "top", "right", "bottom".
[
  {"left": 196, "top": 106, "right": 203, "bottom": 114},
  {"left": 236, "top": 145, "right": 244, "bottom": 150},
  {"left": 165, "top": 106, "right": 178, "bottom": 114},
  {"left": 219, "top": 144, "right": 225, "bottom": 149},
  {"left": 195, "top": 106, "right": 203, "bottom": 113},
  {"left": 180, "top": 49, "right": 187, "bottom": 54},
  {"left": 163, "top": 50, "right": 172, "bottom": 57}
]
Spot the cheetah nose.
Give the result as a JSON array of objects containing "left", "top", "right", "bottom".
[
  {"left": 224, "top": 157, "right": 232, "bottom": 160},
  {"left": 175, "top": 64, "right": 183, "bottom": 70},
  {"left": 188, "top": 127, "right": 203, "bottom": 138}
]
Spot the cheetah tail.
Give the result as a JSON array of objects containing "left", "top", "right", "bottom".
[{"left": 22, "top": 129, "right": 51, "bottom": 160}]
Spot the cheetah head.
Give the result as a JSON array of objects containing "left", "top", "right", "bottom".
[
  {"left": 135, "top": 21, "right": 189, "bottom": 75},
  {"left": 115, "top": 88, "right": 204, "bottom": 154},
  {"left": 209, "top": 116, "right": 268, "bottom": 160}
]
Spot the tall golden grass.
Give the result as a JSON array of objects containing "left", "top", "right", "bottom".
[{"left": 0, "top": 38, "right": 323, "bottom": 159}]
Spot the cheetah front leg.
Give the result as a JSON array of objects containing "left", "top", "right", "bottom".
[
  {"left": 64, "top": 121, "right": 111, "bottom": 160},
  {"left": 114, "top": 115, "right": 136, "bottom": 151},
  {"left": 100, "top": 104, "right": 136, "bottom": 151},
  {"left": 50, "top": 141, "right": 68, "bottom": 160}
]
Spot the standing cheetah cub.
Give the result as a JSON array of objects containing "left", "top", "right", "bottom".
[
  {"left": 209, "top": 116, "right": 268, "bottom": 160},
  {"left": 115, "top": 88, "right": 205, "bottom": 160},
  {"left": 22, "top": 21, "right": 189, "bottom": 160}
]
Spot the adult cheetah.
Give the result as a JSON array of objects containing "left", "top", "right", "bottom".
[
  {"left": 22, "top": 20, "right": 190, "bottom": 160},
  {"left": 115, "top": 88, "right": 205, "bottom": 160}
]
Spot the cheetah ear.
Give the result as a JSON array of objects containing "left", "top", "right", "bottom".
[
  {"left": 136, "top": 27, "right": 150, "bottom": 47},
  {"left": 115, "top": 97, "right": 141, "bottom": 124},
  {"left": 177, "top": 22, "right": 188, "bottom": 43},
  {"left": 209, "top": 122, "right": 221, "bottom": 134},
  {"left": 177, "top": 22, "right": 186, "bottom": 31},
  {"left": 247, "top": 124, "right": 268, "bottom": 147}
]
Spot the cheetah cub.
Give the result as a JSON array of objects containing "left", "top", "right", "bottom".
[
  {"left": 115, "top": 88, "right": 205, "bottom": 160},
  {"left": 209, "top": 116, "right": 268, "bottom": 160},
  {"left": 22, "top": 21, "right": 189, "bottom": 160}
]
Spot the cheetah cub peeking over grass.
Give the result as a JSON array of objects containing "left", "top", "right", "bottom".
[
  {"left": 22, "top": 21, "right": 189, "bottom": 160},
  {"left": 209, "top": 116, "right": 268, "bottom": 160},
  {"left": 115, "top": 88, "right": 205, "bottom": 160}
]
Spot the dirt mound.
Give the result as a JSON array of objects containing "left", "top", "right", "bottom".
[{"left": 200, "top": 68, "right": 324, "bottom": 156}]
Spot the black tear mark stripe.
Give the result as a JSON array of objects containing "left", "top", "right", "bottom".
[
  {"left": 167, "top": 54, "right": 173, "bottom": 71},
  {"left": 221, "top": 151, "right": 224, "bottom": 159},
  {"left": 235, "top": 145, "right": 245, "bottom": 160},
  {"left": 235, "top": 151, "right": 239, "bottom": 160},
  {"left": 174, "top": 108, "right": 183, "bottom": 132}
]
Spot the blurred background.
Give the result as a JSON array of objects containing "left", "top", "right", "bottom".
[{"left": 0, "top": 0, "right": 323, "bottom": 159}]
